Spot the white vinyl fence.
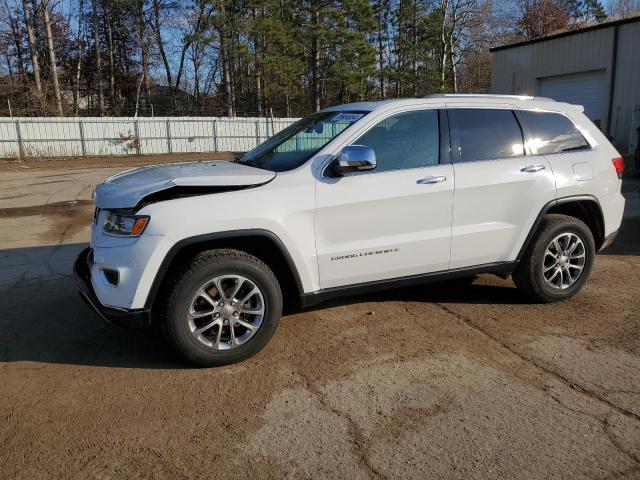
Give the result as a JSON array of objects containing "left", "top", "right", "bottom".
[{"left": 0, "top": 116, "right": 299, "bottom": 159}]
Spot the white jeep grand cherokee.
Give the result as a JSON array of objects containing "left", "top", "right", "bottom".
[{"left": 75, "top": 94, "right": 625, "bottom": 366}]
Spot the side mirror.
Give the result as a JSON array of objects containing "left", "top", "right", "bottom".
[{"left": 331, "top": 145, "right": 377, "bottom": 176}]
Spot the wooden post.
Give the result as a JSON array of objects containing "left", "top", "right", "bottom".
[{"left": 166, "top": 119, "right": 172, "bottom": 154}]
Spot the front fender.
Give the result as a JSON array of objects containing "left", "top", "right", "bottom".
[{"left": 135, "top": 229, "right": 308, "bottom": 310}]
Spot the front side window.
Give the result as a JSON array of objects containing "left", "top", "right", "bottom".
[
  {"left": 353, "top": 110, "right": 440, "bottom": 173},
  {"left": 450, "top": 109, "right": 524, "bottom": 162},
  {"left": 519, "top": 111, "right": 590, "bottom": 154},
  {"left": 239, "top": 111, "right": 367, "bottom": 172}
]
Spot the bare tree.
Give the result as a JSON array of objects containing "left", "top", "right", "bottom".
[
  {"left": 92, "top": 0, "right": 104, "bottom": 113},
  {"left": 22, "top": 0, "right": 42, "bottom": 95},
  {"left": 3, "top": 1, "right": 26, "bottom": 78},
  {"left": 104, "top": 2, "right": 116, "bottom": 109},
  {"left": 607, "top": 0, "right": 640, "bottom": 18},
  {"left": 174, "top": 0, "right": 211, "bottom": 91},
  {"left": 219, "top": 0, "right": 235, "bottom": 116},
  {"left": 310, "top": 5, "right": 321, "bottom": 111},
  {"left": 74, "top": 0, "right": 84, "bottom": 114},
  {"left": 42, "top": 0, "right": 63, "bottom": 115},
  {"left": 152, "top": 0, "right": 172, "bottom": 85},
  {"left": 137, "top": 0, "right": 151, "bottom": 104},
  {"left": 375, "top": 0, "right": 387, "bottom": 98},
  {"left": 517, "top": 0, "right": 569, "bottom": 40}
]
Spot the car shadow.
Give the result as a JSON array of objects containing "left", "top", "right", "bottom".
[
  {"left": 606, "top": 179, "right": 640, "bottom": 256},
  {"left": 0, "top": 243, "right": 192, "bottom": 369},
  {"left": 0, "top": 243, "right": 529, "bottom": 369},
  {"left": 297, "top": 277, "right": 528, "bottom": 315}
]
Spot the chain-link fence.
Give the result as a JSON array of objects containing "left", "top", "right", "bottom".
[{"left": 0, "top": 116, "right": 299, "bottom": 159}]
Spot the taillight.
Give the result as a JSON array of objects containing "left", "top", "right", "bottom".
[{"left": 611, "top": 157, "right": 624, "bottom": 179}]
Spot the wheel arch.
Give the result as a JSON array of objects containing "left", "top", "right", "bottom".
[
  {"left": 517, "top": 195, "right": 605, "bottom": 261},
  {"left": 144, "top": 229, "right": 305, "bottom": 313}
]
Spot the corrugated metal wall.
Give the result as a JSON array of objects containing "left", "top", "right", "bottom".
[
  {"left": 610, "top": 21, "right": 640, "bottom": 154},
  {"left": 491, "top": 20, "right": 640, "bottom": 154},
  {"left": 0, "top": 116, "right": 299, "bottom": 159}
]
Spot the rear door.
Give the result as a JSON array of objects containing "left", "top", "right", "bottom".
[
  {"left": 314, "top": 108, "right": 454, "bottom": 289},
  {"left": 516, "top": 109, "right": 597, "bottom": 192},
  {"left": 447, "top": 106, "right": 557, "bottom": 269}
]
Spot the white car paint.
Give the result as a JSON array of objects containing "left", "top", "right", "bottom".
[{"left": 86, "top": 95, "right": 625, "bottom": 310}]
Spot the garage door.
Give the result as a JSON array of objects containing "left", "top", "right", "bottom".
[{"left": 538, "top": 70, "right": 606, "bottom": 126}]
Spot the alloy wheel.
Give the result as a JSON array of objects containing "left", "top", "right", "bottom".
[
  {"left": 187, "top": 275, "right": 265, "bottom": 350},
  {"left": 542, "top": 232, "right": 586, "bottom": 290}
]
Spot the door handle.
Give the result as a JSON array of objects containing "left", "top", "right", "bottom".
[
  {"left": 417, "top": 175, "right": 446, "bottom": 184},
  {"left": 520, "top": 164, "right": 546, "bottom": 173}
]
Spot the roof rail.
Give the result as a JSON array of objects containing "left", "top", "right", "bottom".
[{"left": 424, "top": 93, "right": 554, "bottom": 101}]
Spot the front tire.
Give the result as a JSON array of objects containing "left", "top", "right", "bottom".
[
  {"left": 512, "top": 214, "right": 595, "bottom": 303},
  {"left": 160, "top": 249, "right": 282, "bottom": 367}
]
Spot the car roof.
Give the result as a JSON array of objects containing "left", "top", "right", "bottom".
[{"left": 323, "top": 95, "right": 582, "bottom": 115}]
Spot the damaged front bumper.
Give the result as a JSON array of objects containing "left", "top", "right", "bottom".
[{"left": 73, "top": 247, "right": 151, "bottom": 328}]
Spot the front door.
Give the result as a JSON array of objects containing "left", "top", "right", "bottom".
[{"left": 315, "top": 108, "right": 454, "bottom": 289}]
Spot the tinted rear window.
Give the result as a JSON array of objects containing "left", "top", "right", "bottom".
[
  {"left": 450, "top": 109, "right": 524, "bottom": 162},
  {"left": 519, "top": 111, "right": 590, "bottom": 154}
]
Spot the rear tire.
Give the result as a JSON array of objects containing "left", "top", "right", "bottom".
[
  {"left": 512, "top": 214, "right": 595, "bottom": 303},
  {"left": 160, "top": 249, "right": 282, "bottom": 367}
]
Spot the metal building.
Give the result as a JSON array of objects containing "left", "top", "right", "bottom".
[{"left": 490, "top": 16, "right": 640, "bottom": 157}]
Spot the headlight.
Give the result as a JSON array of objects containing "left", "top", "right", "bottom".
[{"left": 103, "top": 211, "right": 150, "bottom": 236}]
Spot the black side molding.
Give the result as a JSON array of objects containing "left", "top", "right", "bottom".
[{"left": 300, "top": 261, "right": 516, "bottom": 308}]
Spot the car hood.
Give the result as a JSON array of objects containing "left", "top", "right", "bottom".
[{"left": 94, "top": 160, "right": 275, "bottom": 209}]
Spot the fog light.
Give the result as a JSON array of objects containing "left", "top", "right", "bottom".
[{"left": 102, "top": 269, "right": 119, "bottom": 286}]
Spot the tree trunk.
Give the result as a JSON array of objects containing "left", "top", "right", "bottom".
[
  {"left": 5, "top": 2, "right": 26, "bottom": 77},
  {"left": 22, "top": 0, "right": 42, "bottom": 95},
  {"left": 4, "top": 50, "right": 14, "bottom": 79},
  {"left": 191, "top": 42, "right": 201, "bottom": 99},
  {"left": 74, "top": 0, "right": 84, "bottom": 115},
  {"left": 252, "top": 8, "right": 262, "bottom": 116},
  {"left": 230, "top": 33, "right": 238, "bottom": 113},
  {"left": 396, "top": 0, "right": 404, "bottom": 97},
  {"left": 377, "top": 1, "right": 385, "bottom": 99},
  {"left": 42, "top": 0, "right": 63, "bottom": 115},
  {"left": 220, "top": 2, "right": 235, "bottom": 117},
  {"left": 153, "top": 0, "right": 172, "bottom": 86},
  {"left": 256, "top": 71, "right": 262, "bottom": 116},
  {"left": 92, "top": 0, "right": 104, "bottom": 113},
  {"left": 138, "top": 0, "right": 151, "bottom": 107},
  {"left": 222, "top": 37, "right": 233, "bottom": 116},
  {"left": 412, "top": 0, "right": 417, "bottom": 96},
  {"left": 440, "top": 0, "right": 449, "bottom": 90},
  {"left": 174, "top": 43, "right": 190, "bottom": 90},
  {"left": 449, "top": 24, "right": 457, "bottom": 92},
  {"left": 310, "top": 6, "right": 321, "bottom": 111},
  {"left": 104, "top": 3, "right": 116, "bottom": 110},
  {"left": 175, "top": 0, "right": 207, "bottom": 90}
]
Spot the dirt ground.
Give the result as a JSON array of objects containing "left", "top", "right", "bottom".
[{"left": 1, "top": 154, "right": 639, "bottom": 480}]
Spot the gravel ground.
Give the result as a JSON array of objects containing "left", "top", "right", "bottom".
[{"left": 0, "top": 155, "right": 639, "bottom": 480}]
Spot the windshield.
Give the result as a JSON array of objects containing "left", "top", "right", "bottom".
[{"left": 238, "top": 111, "right": 367, "bottom": 172}]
